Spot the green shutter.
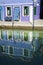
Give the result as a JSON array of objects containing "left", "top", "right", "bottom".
[{"left": 34, "top": 7, "right": 36, "bottom": 15}]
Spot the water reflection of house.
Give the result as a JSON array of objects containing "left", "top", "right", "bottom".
[
  {"left": 0, "top": 30, "right": 41, "bottom": 59},
  {"left": 0, "top": 0, "right": 40, "bottom": 23}
]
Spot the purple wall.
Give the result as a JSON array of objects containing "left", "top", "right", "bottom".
[
  {"left": 21, "top": 5, "right": 40, "bottom": 22},
  {"left": 21, "top": 5, "right": 30, "bottom": 22},
  {"left": 3, "top": 4, "right": 40, "bottom": 22}
]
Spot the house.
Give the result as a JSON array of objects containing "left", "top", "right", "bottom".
[
  {"left": 0, "top": 0, "right": 40, "bottom": 23},
  {"left": 0, "top": 0, "right": 41, "bottom": 60}
]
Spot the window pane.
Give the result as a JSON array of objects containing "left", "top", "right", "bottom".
[
  {"left": 24, "top": 32, "right": 28, "bottom": 41},
  {"left": 8, "top": 31, "right": 12, "bottom": 40},
  {"left": 34, "top": 7, "right": 36, "bottom": 15},
  {"left": 14, "top": 7, "right": 20, "bottom": 21},
  {"left": 24, "top": 49, "right": 28, "bottom": 56},
  {"left": 1, "top": 30, "right": 7, "bottom": 40},
  {"left": 7, "top": 7, "right": 11, "bottom": 16},
  {"left": 24, "top": 6, "right": 29, "bottom": 15}
]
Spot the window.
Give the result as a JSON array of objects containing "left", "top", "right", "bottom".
[
  {"left": 34, "top": 7, "right": 36, "bottom": 15},
  {"left": 24, "top": 32, "right": 28, "bottom": 41},
  {"left": 24, "top": 49, "right": 28, "bottom": 56},
  {"left": 14, "top": 7, "right": 20, "bottom": 21},
  {"left": 24, "top": 6, "right": 29, "bottom": 16},
  {"left": 7, "top": 7, "right": 11, "bottom": 16}
]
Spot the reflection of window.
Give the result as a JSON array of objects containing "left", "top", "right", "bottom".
[
  {"left": 1, "top": 31, "right": 7, "bottom": 40},
  {"left": 24, "top": 49, "right": 28, "bottom": 56},
  {"left": 8, "top": 31, "right": 12, "bottom": 40},
  {"left": 6, "top": 46, "right": 9, "bottom": 54},
  {"left": 24, "top": 6, "right": 29, "bottom": 16},
  {"left": 14, "top": 31, "right": 20, "bottom": 41},
  {"left": 24, "top": 32, "right": 28, "bottom": 41},
  {"left": 3, "top": 46, "right": 6, "bottom": 52},
  {"left": 20, "top": 32, "right": 24, "bottom": 41},
  {"left": 7, "top": 7, "right": 11, "bottom": 16},
  {"left": 0, "top": 45, "right": 3, "bottom": 52},
  {"left": 9, "top": 46, "right": 13, "bottom": 54},
  {"left": 34, "top": 7, "right": 36, "bottom": 15}
]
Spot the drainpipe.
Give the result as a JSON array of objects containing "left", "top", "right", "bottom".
[{"left": 32, "top": 0, "right": 34, "bottom": 30}]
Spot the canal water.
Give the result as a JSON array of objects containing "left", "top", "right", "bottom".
[{"left": 0, "top": 29, "right": 43, "bottom": 65}]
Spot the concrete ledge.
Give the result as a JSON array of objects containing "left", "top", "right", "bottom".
[
  {"left": 0, "top": 26, "right": 43, "bottom": 31},
  {"left": 0, "top": 19, "right": 43, "bottom": 30}
]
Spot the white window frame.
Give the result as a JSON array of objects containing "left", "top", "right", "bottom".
[
  {"left": 6, "top": 6, "right": 12, "bottom": 17},
  {"left": 22, "top": 6, "right": 29, "bottom": 16}
]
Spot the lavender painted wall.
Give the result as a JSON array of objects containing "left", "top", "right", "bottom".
[
  {"left": 21, "top": 4, "right": 40, "bottom": 22},
  {"left": 0, "top": 0, "right": 33, "bottom": 4},
  {"left": 21, "top": 5, "right": 30, "bottom": 22},
  {"left": 0, "top": 0, "right": 40, "bottom": 21}
]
